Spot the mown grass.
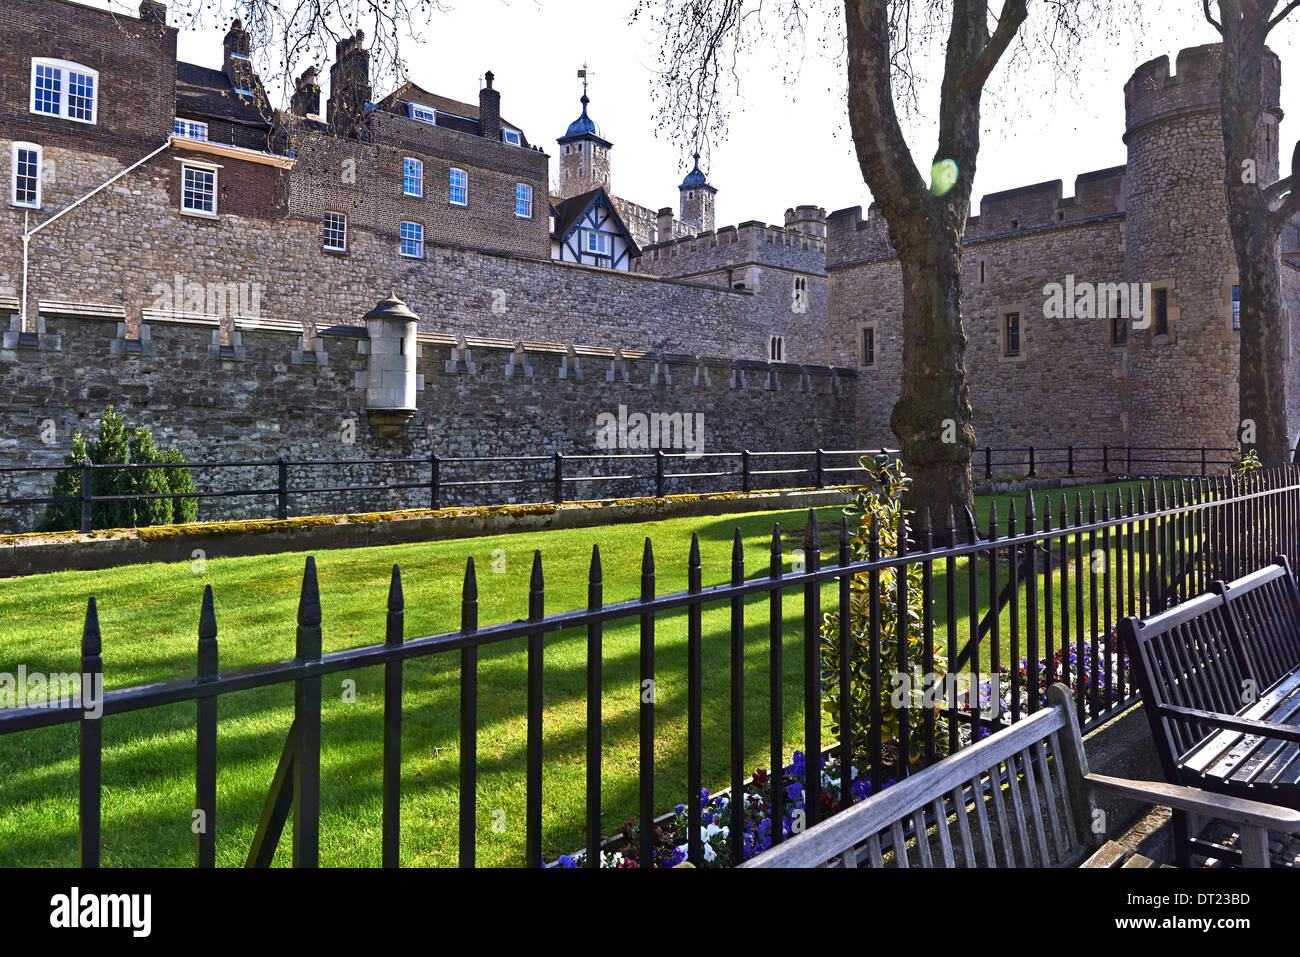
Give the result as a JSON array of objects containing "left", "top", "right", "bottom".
[{"left": 0, "top": 478, "right": 1182, "bottom": 866}]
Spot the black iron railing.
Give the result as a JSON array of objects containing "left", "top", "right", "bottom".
[
  {"left": 0, "top": 444, "right": 1253, "bottom": 532},
  {"left": 1, "top": 468, "right": 1296, "bottom": 867}
]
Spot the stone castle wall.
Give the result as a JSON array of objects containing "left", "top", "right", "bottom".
[
  {"left": 824, "top": 43, "right": 1299, "bottom": 467},
  {"left": 0, "top": 313, "right": 863, "bottom": 532},
  {"left": 633, "top": 221, "right": 830, "bottom": 364}
]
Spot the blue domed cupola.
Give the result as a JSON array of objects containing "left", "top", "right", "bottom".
[
  {"left": 559, "top": 93, "right": 611, "bottom": 146},
  {"left": 680, "top": 153, "right": 715, "bottom": 192}
]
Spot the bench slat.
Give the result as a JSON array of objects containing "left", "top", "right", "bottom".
[
  {"left": 912, "top": 809, "right": 932, "bottom": 867},
  {"left": 890, "top": 819, "right": 909, "bottom": 868},
  {"left": 989, "top": 761, "right": 1017, "bottom": 866},
  {"left": 866, "top": 833, "right": 883, "bottom": 868},
  {"left": 1020, "top": 746, "right": 1052, "bottom": 865},
  {"left": 970, "top": 773, "right": 997, "bottom": 867},
  {"left": 1036, "top": 738, "right": 1068, "bottom": 858},
  {"left": 950, "top": 787, "right": 976, "bottom": 868},
  {"left": 932, "top": 797, "right": 955, "bottom": 867},
  {"left": 1048, "top": 730, "right": 1078, "bottom": 846}
]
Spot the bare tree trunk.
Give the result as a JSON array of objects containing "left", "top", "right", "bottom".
[
  {"left": 890, "top": 223, "right": 976, "bottom": 529},
  {"left": 1213, "top": 1, "right": 1300, "bottom": 466},
  {"left": 844, "top": 0, "right": 1022, "bottom": 531}
]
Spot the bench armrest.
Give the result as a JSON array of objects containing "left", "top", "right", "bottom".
[
  {"left": 1159, "top": 704, "right": 1300, "bottom": 743},
  {"left": 1085, "top": 772, "right": 1300, "bottom": 830}
]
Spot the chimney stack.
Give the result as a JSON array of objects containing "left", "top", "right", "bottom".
[
  {"left": 138, "top": 0, "right": 166, "bottom": 26},
  {"left": 222, "top": 20, "right": 260, "bottom": 95},
  {"left": 328, "top": 30, "right": 372, "bottom": 138},
  {"left": 479, "top": 70, "right": 501, "bottom": 140},
  {"left": 291, "top": 66, "right": 320, "bottom": 117},
  {"left": 656, "top": 207, "right": 674, "bottom": 243}
]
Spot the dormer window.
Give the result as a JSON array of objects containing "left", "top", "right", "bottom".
[
  {"left": 31, "top": 59, "right": 98, "bottom": 124},
  {"left": 502, "top": 128, "right": 522, "bottom": 147},
  {"left": 409, "top": 103, "right": 436, "bottom": 124},
  {"left": 173, "top": 118, "right": 208, "bottom": 141}
]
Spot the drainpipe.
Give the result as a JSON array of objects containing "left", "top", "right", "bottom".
[{"left": 20, "top": 137, "right": 174, "bottom": 331}]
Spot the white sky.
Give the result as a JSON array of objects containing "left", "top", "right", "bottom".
[{"left": 90, "top": 0, "right": 1298, "bottom": 226}]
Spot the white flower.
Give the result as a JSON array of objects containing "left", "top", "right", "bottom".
[{"left": 702, "top": 843, "right": 717, "bottom": 863}]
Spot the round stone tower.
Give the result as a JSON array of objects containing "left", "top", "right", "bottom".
[{"left": 1121, "top": 43, "right": 1281, "bottom": 455}]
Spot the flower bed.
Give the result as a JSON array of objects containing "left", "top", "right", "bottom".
[{"left": 555, "top": 751, "right": 895, "bottom": 868}]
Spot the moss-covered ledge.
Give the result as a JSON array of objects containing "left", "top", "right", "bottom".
[{"left": 0, "top": 487, "right": 864, "bottom": 579}]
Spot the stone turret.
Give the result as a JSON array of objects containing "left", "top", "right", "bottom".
[
  {"left": 784, "top": 205, "right": 827, "bottom": 238},
  {"left": 363, "top": 293, "right": 420, "bottom": 437},
  {"left": 1121, "top": 43, "right": 1282, "bottom": 450}
]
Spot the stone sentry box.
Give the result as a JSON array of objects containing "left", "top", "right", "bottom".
[{"left": 362, "top": 293, "right": 421, "bottom": 437}]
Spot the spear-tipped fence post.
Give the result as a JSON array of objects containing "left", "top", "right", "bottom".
[
  {"left": 293, "top": 557, "right": 322, "bottom": 867},
  {"left": 79, "top": 597, "right": 103, "bottom": 867},
  {"left": 382, "top": 565, "right": 404, "bottom": 868},
  {"left": 196, "top": 586, "right": 218, "bottom": 867}
]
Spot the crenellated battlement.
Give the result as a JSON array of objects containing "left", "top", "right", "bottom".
[
  {"left": 1124, "top": 44, "right": 1280, "bottom": 135},
  {"left": 826, "top": 165, "right": 1126, "bottom": 267},
  {"left": 1, "top": 309, "right": 857, "bottom": 394},
  {"left": 635, "top": 218, "right": 827, "bottom": 278}
]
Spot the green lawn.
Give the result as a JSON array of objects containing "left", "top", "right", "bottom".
[{"left": 0, "top": 478, "right": 1188, "bottom": 866}]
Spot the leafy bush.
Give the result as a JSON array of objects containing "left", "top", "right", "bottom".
[
  {"left": 1232, "top": 448, "right": 1263, "bottom": 476},
  {"left": 819, "top": 455, "right": 948, "bottom": 771},
  {"left": 36, "top": 407, "right": 198, "bottom": 532}
]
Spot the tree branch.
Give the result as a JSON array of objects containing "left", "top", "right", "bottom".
[
  {"left": 1268, "top": 0, "right": 1300, "bottom": 32},
  {"left": 963, "top": 0, "right": 1028, "bottom": 95},
  {"left": 1202, "top": 0, "right": 1222, "bottom": 32},
  {"left": 1272, "top": 140, "right": 1300, "bottom": 230}
]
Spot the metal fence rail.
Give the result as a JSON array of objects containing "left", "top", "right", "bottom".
[
  {"left": 0, "top": 444, "right": 1253, "bottom": 532},
  {"left": 1, "top": 468, "right": 1295, "bottom": 867}
]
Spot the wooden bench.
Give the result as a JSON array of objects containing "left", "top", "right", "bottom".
[
  {"left": 1122, "top": 559, "right": 1300, "bottom": 863},
  {"left": 742, "top": 685, "right": 1300, "bottom": 868}
]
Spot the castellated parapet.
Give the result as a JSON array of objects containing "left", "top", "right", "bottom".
[
  {"left": 826, "top": 166, "right": 1126, "bottom": 268},
  {"left": 0, "top": 311, "right": 860, "bottom": 532},
  {"left": 633, "top": 219, "right": 830, "bottom": 364},
  {"left": 1123, "top": 44, "right": 1281, "bottom": 138}
]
